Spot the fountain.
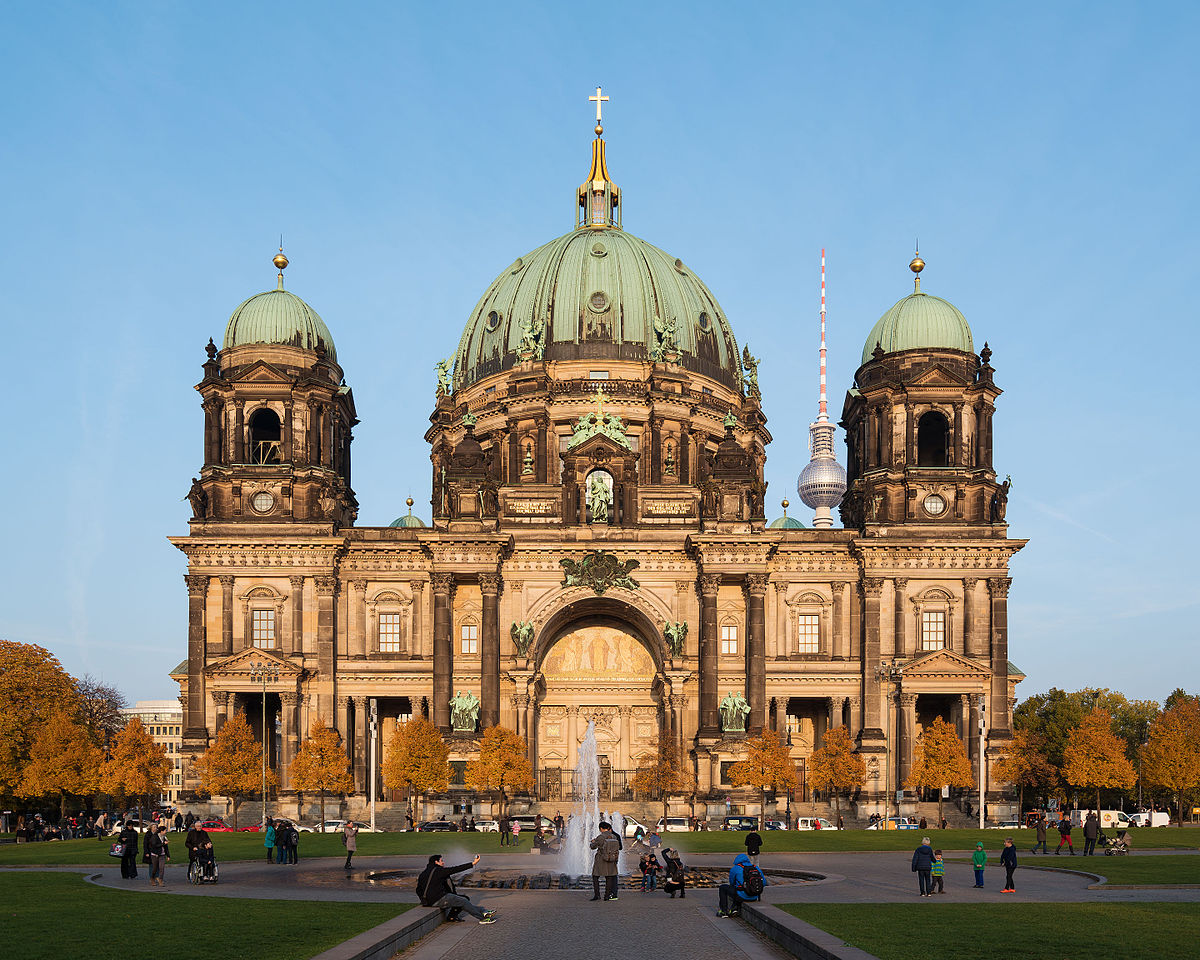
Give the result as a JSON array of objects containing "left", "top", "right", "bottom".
[{"left": 561, "top": 719, "right": 604, "bottom": 876}]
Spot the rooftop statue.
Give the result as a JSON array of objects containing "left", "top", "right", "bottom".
[
  {"left": 517, "top": 315, "right": 546, "bottom": 360},
  {"left": 435, "top": 358, "right": 453, "bottom": 397},
  {"left": 742, "top": 345, "right": 760, "bottom": 400},
  {"left": 450, "top": 689, "right": 480, "bottom": 733},
  {"left": 510, "top": 621, "right": 535, "bottom": 657},
  {"left": 650, "top": 313, "right": 679, "bottom": 362},
  {"left": 663, "top": 621, "right": 688, "bottom": 658},
  {"left": 719, "top": 690, "right": 751, "bottom": 734}
]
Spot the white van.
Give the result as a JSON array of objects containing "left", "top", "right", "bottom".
[
  {"left": 1070, "top": 809, "right": 1132, "bottom": 832},
  {"left": 1129, "top": 811, "right": 1169, "bottom": 828},
  {"left": 654, "top": 817, "right": 691, "bottom": 832}
]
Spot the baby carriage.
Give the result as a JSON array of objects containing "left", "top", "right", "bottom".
[{"left": 1099, "top": 830, "right": 1131, "bottom": 856}]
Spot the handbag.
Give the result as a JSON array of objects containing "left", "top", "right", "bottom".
[{"left": 109, "top": 842, "right": 126, "bottom": 858}]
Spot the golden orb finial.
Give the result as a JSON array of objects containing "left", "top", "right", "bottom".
[
  {"left": 595, "top": 122, "right": 603, "bottom": 137},
  {"left": 782, "top": 498, "right": 790, "bottom": 509},
  {"left": 909, "top": 249, "right": 924, "bottom": 293},
  {"left": 273, "top": 244, "right": 289, "bottom": 290},
  {"left": 406, "top": 497, "right": 414, "bottom": 508}
]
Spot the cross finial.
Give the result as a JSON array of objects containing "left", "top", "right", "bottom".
[
  {"left": 589, "top": 86, "right": 609, "bottom": 134},
  {"left": 593, "top": 385, "right": 606, "bottom": 419}
]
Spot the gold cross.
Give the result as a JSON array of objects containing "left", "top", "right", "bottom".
[
  {"left": 593, "top": 386, "right": 606, "bottom": 419},
  {"left": 590, "top": 86, "right": 609, "bottom": 123}
]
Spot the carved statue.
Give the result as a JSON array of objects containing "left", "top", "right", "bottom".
[
  {"left": 186, "top": 478, "right": 208, "bottom": 520},
  {"left": 990, "top": 475, "right": 1011, "bottom": 522},
  {"left": 560, "top": 550, "right": 640, "bottom": 594},
  {"left": 650, "top": 314, "right": 679, "bottom": 362},
  {"left": 435, "top": 358, "right": 453, "bottom": 397},
  {"left": 663, "top": 442, "right": 676, "bottom": 476},
  {"left": 517, "top": 315, "right": 546, "bottom": 360},
  {"left": 699, "top": 478, "right": 720, "bottom": 518},
  {"left": 719, "top": 691, "right": 751, "bottom": 734},
  {"left": 449, "top": 690, "right": 480, "bottom": 733},
  {"left": 663, "top": 621, "right": 688, "bottom": 658},
  {"left": 741, "top": 345, "right": 760, "bottom": 399},
  {"left": 747, "top": 478, "right": 767, "bottom": 519},
  {"left": 510, "top": 621, "right": 535, "bottom": 657},
  {"left": 601, "top": 414, "right": 628, "bottom": 445},
  {"left": 587, "top": 472, "right": 612, "bottom": 523},
  {"left": 478, "top": 478, "right": 499, "bottom": 518}
]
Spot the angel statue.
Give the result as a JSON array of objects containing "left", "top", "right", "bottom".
[
  {"left": 663, "top": 621, "right": 688, "bottom": 658},
  {"left": 510, "top": 621, "right": 535, "bottom": 657},
  {"left": 449, "top": 690, "right": 480, "bottom": 733},
  {"left": 719, "top": 690, "right": 751, "bottom": 733},
  {"left": 435, "top": 358, "right": 453, "bottom": 397},
  {"left": 518, "top": 315, "right": 546, "bottom": 360},
  {"left": 741, "top": 345, "right": 760, "bottom": 399},
  {"left": 650, "top": 313, "right": 679, "bottom": 362}
]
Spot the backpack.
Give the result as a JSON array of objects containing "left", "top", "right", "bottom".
[
  {"left": 742, "top": 864, "right": 764, "bottom": 897},
  {"left": 601, "top": 837, "right": 620, "bottom": 863}
]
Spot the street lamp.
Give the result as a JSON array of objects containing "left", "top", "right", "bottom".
[
  {"left": 785, "top": 729, "right": 793, "bottom": 828},
  {"left": 978, "top": 695, "right": 987, "bottom": 829},
  {"left": 249, "top": 660, "right": 280, "bottom": 823},
  {"left": 874, "top": 659, "right": 903, "bottom": 828}
]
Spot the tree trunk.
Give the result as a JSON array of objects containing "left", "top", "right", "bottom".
[
  {"left": 761, "top": 788, "right": 767, "bottom": 829},
  {"left": 320, "top": 789, "right": 326, "bottom": 830},
  {"left": 937, "top": 791, "right": 943, "bottom": 826},
  {"left": 834, "top": 791, "right": 841, "bottom": 826},
  {"left": 232, "top": 797, "right": 240, "bottom": 830}
]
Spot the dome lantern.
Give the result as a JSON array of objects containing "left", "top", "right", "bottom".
[{"left": 577, "top": 86, "right": 621, "bottom": 230}]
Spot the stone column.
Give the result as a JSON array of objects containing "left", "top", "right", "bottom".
[
  {"left": 679, "top": 427, "right": 691, "bottom": 484},
  {"left": 898, "top": 692, "right": 918, "bottom": 788},
  {"left": 968, "top": 693, "right": 982, "bottom": 767},
  {"left": 480, "top": 574, "right": 502, "bottom": 728},
  {"left": 233, "top": 400, "right": 245, "bottom": 463},
  {"left": 860, "top": 579, "right": 885, "bottom": 739},
  {"left": 215, "top": 575, "right": 234, "bottom": 657},
  {"left": 289, "top": 576, "right": 305, "bottom": 655},
  {"left": 620, "top": 706, "right": 633, "bottom": 769},
  {"left": 847, "top": 695, "right": 862, "bottom": 739},
  {"left": 962, "top": 578, "right": 980, "bottom": 658},
  {"left": 431, "top": 574, "right": 455, "bottom": 731},
  {"left": 905, "top": 403, "right": 915, "bottom": 464},
  {"left": 323, "top": 403, "right": 334, "bottom": 468},
  {"left": 745, "top": 574, "right": 768, "bottom": 731},
  {"left": 958, "top": 693, "right": 971, "bottom": 741},
  {"left": 185, "top": 575, "right": 208, "bottom": 736},
  {"left": 523, "top": 692, "right": 536, "bottom": 756},
  {"left": 893, "top": 578, "right": 909, "bottom": 658},
  {"left": 410, "top": 580, "right": 426, "bottom": 658},
  {"left": 830, "top": 581, "right": 848, "bottom": 659},
  {"left": 952, "top": 402, "right": 964, "bottom": 466},
  {"left": 353, "top": 696, "right": 368, "bottom": 792},
  {"left": 349, "top": 580, "right": 367, "bottom": 658},
  {"left": 988, "top": 578, "right": 1012, "bottom": 736},
  {"left": 282, "top": 400, "right": 294, "bottom": 462},
  {"left": 280, "top": 691, "right": 298, "bottom": 789},
  {"left": 536, "top": 415, "right": 549, "bottom": 483},
  {"left": 314, "top": 577, "right": 338, "bottom": 720},
  {"left": 849, "top": 579, "right": 862, "bottom": 660},
  {"left": 337, "top": 696, "right": 352, "bottom": 766},
  {"left": 214, "top": 690, "right": 231, "bottom": 735},
  {"left": 830, "top": 696, "right": 848, "bottom": 729},
  {"left": 772, "top": 581, "right": 787, "bottom": 659},
  {"left": 698, "top": 575, "right": 722, "bottom": 735},
  {"left": 566, "top": 706, "right": 579, "bottom": 760},
  {"left": 883, "top": 404, "right": 894, "bottom": 466}
]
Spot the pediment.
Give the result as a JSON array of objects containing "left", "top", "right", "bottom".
[
  {"left": 230, "top": 359, "right": 293, "bottom": 385},
  {"left": 567, "top": 432, "right": 638, "bottom": 460},
  {"left": 902, "top": 648, "right": 990, "bottom": 679},
  {"left": 206, "top": 648, "right": 303, "bottom": 679},
  {"left": 909, "top": 364, "right": 969, "bottom": 388},
  {"left": 541, "top": 749, "right": 567, "bottom": 762}
]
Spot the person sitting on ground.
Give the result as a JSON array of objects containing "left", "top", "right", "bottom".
[
  {"left": 417, "top": 853, "right": 496, "bottom": 924},
  {"left": 661, "top": 847, "right": 686, "bottom": 898},
  {"left": 718, "top": 853, "right": 764, "bottom": 917}
]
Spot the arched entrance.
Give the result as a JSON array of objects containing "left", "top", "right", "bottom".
[{"left": 534, "top": 615, "right": 665, "bottom": 802}]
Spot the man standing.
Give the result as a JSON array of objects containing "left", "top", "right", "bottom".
[
  {"left": 1055, "top": 816, "right": 1074, "bottom": 855},
  {"left": 911, "top": 836, "right": 935, "bottom": 897},
  {"left": 118, "top": 821, "right": 139, "bottom": 880},
  {"left": 554, "top": 812, "right": 565, "bottom": 838},
  {"left": 1083, "top": 812, "right": 1099, "bottom": 856},
  {"left": 1032, "top": 816, "right": 1048, "bottom": 855},
  {"left": 744, "top": 826, "right": 763, "bottom": 866},
  {"left": 416, "top": 853, "right": 496, "bottom": 924},
  {"left": 498, "top": 814, "right": 510, "bottom": 846},
  {"left": 589, "top": 820, "right": 622, "bottom": 901}
]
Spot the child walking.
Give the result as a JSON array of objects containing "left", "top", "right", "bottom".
[
  {"left": 931, "top": 849, "right": 945, "bottom": 894},
  {"left": 972, "top": 842, "right": 987, "bottom": 888}
]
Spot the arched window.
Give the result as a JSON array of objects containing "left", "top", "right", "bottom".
[
  {"left": 249, "top": 408, "right": 282, "bottom": 464},
  {"left": 917, "top": 411, "right": 949, "bottom": 467}
]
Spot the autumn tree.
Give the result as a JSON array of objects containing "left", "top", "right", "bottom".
[
  {"left": 905, "top": 716, "right": 974, "bottom": 825},
  {"left": 631, "top": 735, "right": 696, "bottom": 824},
  {"left": 1062, "top": 708, "right": 1136, "bottom": 815},
  {"left": 807, "top": 726, "right": 866, "bottom": 823},
  {"left": 18, "top": 710, "right": 104, "bottom": 817},
  {"left": 992, "top": 728, "right": 1058, "bottom": 815},
  {"left": 195, "top": 711, "right": 274, "bottom": 828},
  {"left": 74, "top": 675, "right": 128, "bottom": 745},
  {"left": 465, "top": 725, "right": 534, "bottom": 816},
  {"left": 382, "top": 717, "right": 449, "bottom": 822},
  {"left": 0, "top": 640, "right": 81, "bottom": 798},
  {"left": 290, "top": 717, "right": 353, "bottom": 828},
  {"left": 727, "top": 730, "right": 799, "bottom": 828},
  {"left": 1140, "top": 699, "right": 1200, "bottom": 828},
  {"left": 100, "top": 717, "right": 173, "bottom": 823}
]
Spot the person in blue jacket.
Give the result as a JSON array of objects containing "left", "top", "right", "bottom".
[
  {"left": 911, "top": 837, "right": 935, "bottom": 897},
  {"left": 718, "top": 853, "right": 765, "bottom": 917}
]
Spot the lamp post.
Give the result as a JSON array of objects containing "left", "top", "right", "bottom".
[
  {"left": 874, "top": 659, "right": 903, "bottom": 827},
  {"left": 249, "top": 660, "right": 280, "bottom": 823},
  {"left": 785, "top": 729, "right": 793, "bottom": 828},
  {"left": 978, "top": 695, "right": 987, "bottom": 829}
]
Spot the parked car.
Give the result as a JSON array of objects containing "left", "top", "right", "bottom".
[
  {"left": 1070, "top": 809, "right": 1132, "bottom": 832},
  {"left": 989, "top": 819, "right": 1025, "bottom": 829},
  {"left": 721, "top": 816, "right": 759, "bottom": 831},
  {"left": 1129, "top": 811, "right": 1170, "bottom": 828},
  {"left": 654, "top": 817, "right": 691, "bottom": 833},
  {"left": 866, "top": 816, "right": 918, "bottom": 831},
  {"left": 764, "top": 818, "right": 790, "bottom": 830},
  {"left": 474, "top": 819, "right": 500, "bottom": 833},
  {"left": 795, "top": 817, "right": 832, "bottom": 831},
  {"left": 620, "top": 816, "right": 648, "bottom": 838},
  {"left": 196, "top": 818, "right": 236, "bottom": 832},
  {"left": 417, "top": 820, "right": 458, "bottom": 832},
  {"left": 509, "top": 814, "right": 557, "bottom": 834},
  {"left": 317, "top": 820, "right": 383, "bottom": 833}
]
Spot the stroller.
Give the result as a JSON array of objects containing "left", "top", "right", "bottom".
[{"left": 1099, "top": 830, "right": 1132, "bottom": 856}]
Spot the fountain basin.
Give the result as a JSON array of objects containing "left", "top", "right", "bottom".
[{"left": 365, "top": 867, "right": 823, "bottom": 891}]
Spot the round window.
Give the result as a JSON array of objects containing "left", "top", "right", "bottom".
[
  {"left": 251, "top": 491, "right": 275, "bottom": 514},
  {"left": 588, "top": 291, "right": 609, "bottom": 313},
  {"left": 923, "top": 494, "right": 947, "bottom": 517},
  {"left": 698, "top": 311, "right": 712, "bottom": 332},
  {"left": 591, "top": 241, "right": 607, "bottom": 257},
  {"left": 486, "top": 310, "right": 501, "bottom": 331}
]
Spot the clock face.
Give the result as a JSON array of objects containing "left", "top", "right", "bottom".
[
  {"left": 251, "top": 491, "right": 275, "bottom": 514},
  {"left": 923, "top": 493, "right": 947, "bottom": 517}
]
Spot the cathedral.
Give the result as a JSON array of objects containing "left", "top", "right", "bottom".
[{"left": 173, "top": 98, "right": 1024, "bottom": 823}]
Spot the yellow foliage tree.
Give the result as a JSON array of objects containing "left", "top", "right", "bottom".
[
  {"left": 100, "top": 717, "right": 173, "bottom": 824},
  {"left": 807, "top": 726, "right": 866, "bottom": 823},
  {"left": 1062, "top": 707, "right": 1136, "bottom": 815},
  {"left": 631, "top": 735, "right": 696, "bottom": 824},
  {"left": 728, "top": 730, "right": 799, "bottom": 827},
  {"left": 382, "top": 717, "right": 449, "bottom": 822},
  {"left": 195, "top": 711, "right": 275, "bottom": 828},
  {"left": 905, "top": 716, "right": 974, "bottom": 825},
  {"left": 992, "top": 727, "right": 1058, "bottom": 815},
  {"left": 1140, "top": 699, "right": 1200, "bottom": 828},
  {"left": 0, "top": 640, "right": 81, "bottom": 797},
  {"left": 18, "top": 710, "right": 104, "bottom": 818},
  {"left": 465, "top": 725, "right": 534, "bottom": 816},
  {"left": 290, "top": 716, "right": 353, "bottom": 828}
]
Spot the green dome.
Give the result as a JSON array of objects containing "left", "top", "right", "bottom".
[
  {"left": 454, "top": 226, "right": 741, "bottom": 390},
  {"left": 861, "top": 292, "right": 973, "bottom": 365},
  {"left": 223, "top": 289, "right": 337, "bottom": 361},
  {"left": 768, "top": 515, "right": 806, "bottom": 529},
  {"left": 389, "top": 512, "right": 425, "bottom": 528}
]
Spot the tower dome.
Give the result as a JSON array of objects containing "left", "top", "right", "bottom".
[
  {"left": 222, "top": 251, "right": 337, "bottom": 360},
  {"left": 860, "top": 253, "right": 972, "bottom": 365}
]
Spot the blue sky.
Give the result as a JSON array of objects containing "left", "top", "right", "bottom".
[{"left": 1, "top": 1, "right": 1196, "bottom": 706}]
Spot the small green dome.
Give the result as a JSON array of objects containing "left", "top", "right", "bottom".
[
  {"left": 223, "top": 288, "right": 337, "bottom": 361},
  {"left": 389, "top": 512, "right": 425, "bottom": 528},
  {"left": 861, "top": 292, "right": 973, "bottom": 365},
  {"left": 769, "top": 515, "right": 805, "bottom": 529}
]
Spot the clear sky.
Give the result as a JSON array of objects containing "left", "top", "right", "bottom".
[{"left": 1, "top": 1, "right": 1196, "bottom": 707}]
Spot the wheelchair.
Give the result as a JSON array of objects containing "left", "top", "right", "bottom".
[{"left": 187, "top": 852, "right": 220, "bottom": 883}]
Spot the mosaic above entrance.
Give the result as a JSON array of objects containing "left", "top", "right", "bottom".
[{"left": 542, "top": 625, "right": 653, "bottom": 679}]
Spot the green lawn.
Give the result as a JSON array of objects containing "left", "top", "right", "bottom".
[
  {"left": 0, "top": 872, "right": 408, "bottom": 960},
  {"left": 2, "top": 827, "right": 1195, "bottom": 864},
  {"left": 778, "top": 903, "right": 1200, "bottom": 960},
  {"left": 1030, "top": 853, "right": 1200, "bottom": 885}
]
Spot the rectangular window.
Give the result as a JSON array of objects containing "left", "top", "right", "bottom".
[
  {"left": 720, "top": 761, "right": 737, "bottom": 785},
  {"left": 921, "top": 611, "right": 946, "bottom": 651},
  {"left": 720, "top": 624, "right": 738, "bottom": 656},
  {"left": 588, "top": 370, "right": 610, "bottom": 380},
  {"left": 252, "top": 609, "right": 276, "bottom": 648},
  {"left": 797, "top": 614, "right": 820, "bottom": 654},
  {"left": 460, "top": 623, "right": 478, "bottom": 655},
  {"left": 379, "top": 612, "right": 402, "bottom": 652}
]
